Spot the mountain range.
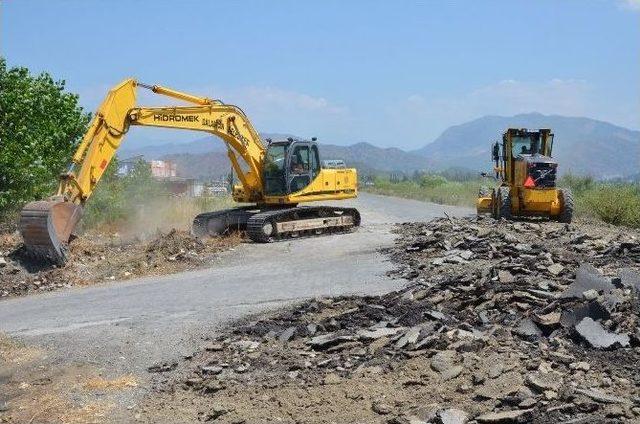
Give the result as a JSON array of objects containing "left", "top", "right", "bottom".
[
  {"left": 414, "top": 113, "right": 640, "bottom": 178},
  {"left": 118, "top": 113, "right": 640, "bottom": 180}
]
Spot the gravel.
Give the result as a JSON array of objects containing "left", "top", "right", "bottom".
[{"left": 143, "top": 216, "right": 640, "bottom": 423}]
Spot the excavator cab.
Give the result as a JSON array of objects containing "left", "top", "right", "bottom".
[{"left": 263, "top": 138, "right": 321, "bottom": 196}]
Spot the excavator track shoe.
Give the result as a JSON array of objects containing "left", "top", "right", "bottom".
[
  {"left": 247, "top": 206, "right": 360, "bottom": 243},
  {"left": 192, "top": 206, "right": 258, "bottom": 238},
  {"left": 18, "top": 201, "right": 83, "bottom": 265}
]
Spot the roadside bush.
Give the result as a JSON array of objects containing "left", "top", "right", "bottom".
[
  {"left": 368, "top": 175, "right": 479, "bottom": 207},
  {"left": 365, "top": 172, "right": 640, "bottom": 229},
  {"left": 82, "top": 159, "right": 168, "bottom": 231},
  {"left": 558, "top": 174, "right": 595, "bottom": 195},
  {"left": 419, "top": 175, "right": 448, "bottom": 188},
  {"left": 82, "top": 158, "right": 126, "bottom": 229},
  {"left": 581, "top": 184, "right": 640, "bottom": 228},
  {"left": 82, "top": 159, "right": 234, "bottom": 234}
]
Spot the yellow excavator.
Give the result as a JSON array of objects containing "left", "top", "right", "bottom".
[{"left": 19, "top": 79, "right": 360, "bottom": 264}]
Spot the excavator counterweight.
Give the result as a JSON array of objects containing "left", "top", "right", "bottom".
[{"left": 19, "top": 79, "right": 359, "bottom": 264}]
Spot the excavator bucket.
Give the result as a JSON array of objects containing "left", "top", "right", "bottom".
[{"left": 19, "top": 200, "right": 83, "bottom": 265}]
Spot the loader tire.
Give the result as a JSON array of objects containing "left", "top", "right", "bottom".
[
  {"left": 558, "top": 188, "right": 574, "bottom": 224},
  {"left": 496, "top": 187, "right": 512, "bottom": 220},
  {"left": 478, "top": 186, "right": 491, "bottom": 197},
  {"left": 491, "top": 188, "right": 499, "bottom": 219}
]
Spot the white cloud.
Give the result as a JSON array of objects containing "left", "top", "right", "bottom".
[
  {"left": 214, "top": 86, "right": 351, "bottom": 141},
  {"left": 75, "top": 82, "right": 351, "bottom": 145},
  {"left": 466, "top": 79, "right": 591, "bottom": 117},
  {"left": 618, "top": 0, "right": 640, "bottom": 11},
  {"left": 383, "top": 78, "right": 640, "bottom": 148},
  {"left": 401, "top": 79, "right": 592, "bottom": 135},
  {"left": 232, "top": 86, "right": 347, "bottom": 115}
]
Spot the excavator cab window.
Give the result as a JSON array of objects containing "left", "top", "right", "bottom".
[
  {"left": 264, "top": 144, "right": 288, "bottom": 195},
  {"left": 289, "top": 144, "right": 312, "bottom": 193},
  {"left": 264, "top": 141, "right": 319, "bottom": 195},
  {"left": 310, "top": 145, "right": 320, "bottom": 178}
]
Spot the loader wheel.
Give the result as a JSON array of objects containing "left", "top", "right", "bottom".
[
  {"left": 496, "top": 187, "right": 512, "bottom": 220},
  {"left": 491, "top": 188, "right": 499, "bottom": 219},
  {"left": 558, "top": 188, "right": 574, "bottom": 223},
  {"left": 478, "top": 186, "right": 491, "bottom": 197}
]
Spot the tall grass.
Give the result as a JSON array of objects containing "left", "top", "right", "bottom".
[
  {"left": 559, "top": 174, "right": 640, "bottom": 228},
  {"left": 367, "top": 176, "right": 480, "bottom": 207},
  {"left": 365, "top": 172, "right": 640, "bottom": 229}
]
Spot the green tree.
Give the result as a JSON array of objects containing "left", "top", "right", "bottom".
[{"left": 0, "top": 58, "right": 90, "bottom": 214}]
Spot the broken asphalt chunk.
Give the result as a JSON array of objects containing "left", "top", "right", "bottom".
[
  {"left": 147, "top": 361, "right": 178, "bottom": 373},
  {"left": 619, "top": 268, "right": 640, "bottom": 291},
  {"left": 357, "top": 327, "right": 405, "bottom": 340},
  {"left": 278, "top": 326, "right": 296, "bottom": 342},
  {"left": 560, "top": 264, "right": 614, "bottom": 299},
  {"left": 437, "top": 408, "right": 469, "bottom": 424},
  {"left": 574, "top": 317, "right": 630, "bottom": 349},
  {"left": 512, "top": 318, "right": 541, "bottom": 340},
  {"left": 560, "top": 300, "right": 610, "bottom": 328},
  {"left": 307, "top": 333, "right": 355, "bottom": 349},
  {"left": 476, "top": 408, "right": 533, "bottom": 423},
  {"left": 575, "top": 388, "right": 631, "bottom": 404}
]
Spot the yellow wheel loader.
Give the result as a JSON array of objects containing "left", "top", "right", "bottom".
[
  {"left": 476, "top": 128, "right": 573, "bottom": 222},
  {"left": 19, "top": 79, "right": 360, "bottom": 264}
]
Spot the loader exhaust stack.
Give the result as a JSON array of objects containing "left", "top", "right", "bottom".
[{"left": 19, "top": 200, "right": 83, "bottom": 265}]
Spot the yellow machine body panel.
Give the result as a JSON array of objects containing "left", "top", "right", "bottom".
[
  {"left": 476, "top": 196, "right": 492, "bottom": 214},
  {"left": 264, "top": 168, "right": 358, "bottom": 204},
  {"left": 518, "top": 187, "right": 562, "bottom": 216},
  {"left": 62, "top": 79, "right": 138, "bottom": 204}
]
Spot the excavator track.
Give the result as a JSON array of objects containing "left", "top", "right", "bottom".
[
  {"left": 192, "top": 206, "right": 259, "bottom": 238},
  {"left": 246, "top": 206, "right": 361, "bottom": 243}
]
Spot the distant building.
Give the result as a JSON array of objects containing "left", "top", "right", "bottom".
[
  {"left": 117, "top": 155, "right": 144, "bottom": 176},
  {"left": 150, "top": 160, "right": 177, "bottom": 178},
  {"left": 117, "top": 156, "right": 230, "bottom": 198},
  {"left": 322, "top": 159, "right": 346, "bottom": 169}
]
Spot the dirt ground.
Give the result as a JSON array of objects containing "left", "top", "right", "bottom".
[
  {"left": 136, "top": 217, "right": 640, "bottom": 424},
  {"left": 0, "top": 333, "right": 143, "bottom": 424},
  {"left": 0, "top": 229, "right": 241, "bottom": 299}
]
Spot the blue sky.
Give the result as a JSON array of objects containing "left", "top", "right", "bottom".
[{"left": 2, "top": 0, "right": 639, "bottom": 149}]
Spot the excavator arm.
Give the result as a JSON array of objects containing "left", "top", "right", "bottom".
[
  {"left": 128, "top": 104, "right": 265, "bottom": 202},
  {"left": 19, "top": 79, "right": 266, "bottom": 264}
]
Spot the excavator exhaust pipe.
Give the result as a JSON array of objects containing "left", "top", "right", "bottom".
[{"left": 19, "top": 200, "right": 83, "bottom": 265}]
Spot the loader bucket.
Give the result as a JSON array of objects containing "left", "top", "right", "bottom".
[
  {"left": 19, "top": 200, "right": 83, "bottom": 265},
  {"left": 476, "top": 197, "right": 493, "bottom": 215}
]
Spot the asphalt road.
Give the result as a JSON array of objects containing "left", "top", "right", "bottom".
[{"left": 0, "top": 193, "right": 471, "bottom": 374}]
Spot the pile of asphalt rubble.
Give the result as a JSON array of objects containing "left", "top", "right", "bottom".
[{"left": 158, "top": 216, "right": 640, "bottom": 423}]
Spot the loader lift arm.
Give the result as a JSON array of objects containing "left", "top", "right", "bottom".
[{"left": 19, "top": 79, "right": 359, "bottom": 264}]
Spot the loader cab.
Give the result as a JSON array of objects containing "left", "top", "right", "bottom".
[
  {"left": 263, "top": 138, "right": 321, "bottom": 196},
  {"left": 500, "top": 128, "right": 558, "bottom": 188}
]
